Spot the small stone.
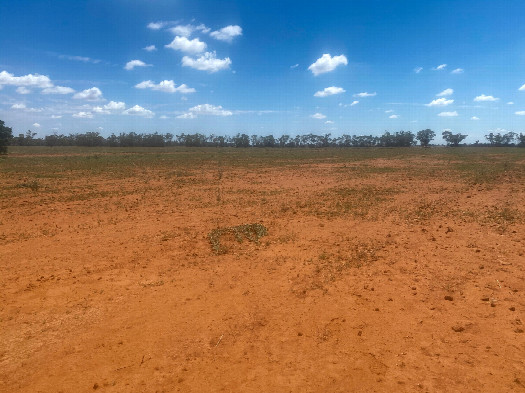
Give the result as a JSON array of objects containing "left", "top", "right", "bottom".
[
  {"left": 515, "top": 328, "right": 524, "bottom": 334},
  {"left": 509, "top": 307, "right": 516, "bottom": 311},
  {"left": 452, "top": 325, "right": 464, "bottom": 332},
  {"left": 297, "top": 332, "right": 303, "bottom": 336},
  {"left": 444, "top": 295, "right": 453, "bottom": 301},
  {"left": 481, "top": 297, "right": 490, "bottom": 301},
  {"left": 93, "top": 383, "right": 99, "bottom": 390},
  {"left": 357, "top": 330, "right": 362, "bottom": 336}
]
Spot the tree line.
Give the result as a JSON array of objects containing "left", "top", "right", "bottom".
[{"left": 1, "top": 120, "right": 525, "bottom": 154}]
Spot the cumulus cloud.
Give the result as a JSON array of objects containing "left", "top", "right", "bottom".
[
  {"left": 308, "top": 54, "right": 348, "bottom": 76},
  {"left": 515, "top": 111, "right": 525, "bottom": 116},
  {"left": 414, "top": 67, "right": 423, "bottom": 73},
  {"left": 426, "top": 98, "right": 454, "bottom": 107},
  {"left": 0, "top": 70, "right": 53, "bottom": 88},
  {"left": 165, "top": 36, "right": 207, "bottom": 54},
  {"left": 32, "top": 123, "right": 41, "bottom": 128},
  {"left": 16, "top": 87, "right": 31, "bottom": 94},
  {"left": 11, "top": 103, "right": 26, "bottom": 109},
  {"left": 438, "top": 111, "right": 458, "bottom": 117},
  {"left": 389, "top": 114, "right": 399, "bottom": 119},
  {"left": 144, "top": 45, "right": 157, "bottom": 52},
  {"left": 325, "top": 120, "right": 334, "bottom": 124},
  {"left": 169, "top": 24, "right": 210, "bottom": 37},
  {"left": 474, "top": 94, "right": 499, "bottom": 102},
  {"left": 310, "top": 112, "right": 326, "bottom": 119},
  {"left": 176, "top": 112, "right": 196, "bottom": 119},
  {"left": 188, "top": 104, "right": 232, "bottom": 116},
  {"left": 507, "top": 102, "right": 515, "bottom": 105},
  {"left": 92, "top": 101, "right": 126, "bottom": 114},
  {"left": 437, "top": 88, "right": 454, "bottom": 97},
  {"left": 41, "top": 86, "right": 75, "bottom": 94},
  {"left": 72, "top": 111, "right": 93, "bottom": 119},
  {"left": 210, "top": 25, "right": 243, "bottom": 42},
  {"left": 124, "top": 60, "right": 151, "bottom": 70},
  {"left": 350, "top": 100, "right": 359, "bottom": 106},
  {"left": 451, "top": 68, "right": 464, "bottom": 74},
  {"left": 73, "top": 87, "right": 103, "bottom": 101},
  {"left": 147, "top": 22, "right": 167, "bottom": 30},
  {"left": 471, "top": 116, "right": 479, "bottom": 120},
  {"left": 135, "top": 80, "right": 196, "bottom": 94},
  {"left": 314, "top": 86, "right": 346, "bottom": 97},
  {"left": 181, "top": 51, "right": 231, "bottom": 72},
  {"left": 433, "top": 64, "right": 447, "bottom": 70},
  {"left": 51, "top": 115, "right": 62, "bottom": 119},
  {"left": 353, "top": 92, "right": 376, "bottom": 98},
  {"left": 519, "top": 84, "right": 525, "bottom": 91},
  {"left": 123, "top": 105, "right": 155, "bottom": 117}
]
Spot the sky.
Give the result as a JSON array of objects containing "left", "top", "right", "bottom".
[{"left": 1, "top": 0, "right": 525, "bottom": 143}]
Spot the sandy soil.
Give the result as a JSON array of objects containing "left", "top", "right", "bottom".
[{"left": 1, "top": 149, "right": 524, "bottom": 392}]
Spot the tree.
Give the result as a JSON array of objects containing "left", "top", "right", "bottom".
[
  {"left": 442, "top": 130, "right": 467, "bottom": 146},
  {"left": 485, "top": 132, "right": 517, "bottom": 146},
  {"left": 0, "top": 120, "right": 13, "bottom": 154},
  {"left": 416, "top": 129, "right": 436, "bottom": 147}
]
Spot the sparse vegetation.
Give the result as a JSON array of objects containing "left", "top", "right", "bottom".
[{"left": 208, "top": 223, "right": 268, "bottom": 254}]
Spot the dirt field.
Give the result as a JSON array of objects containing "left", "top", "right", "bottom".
[{"left": 1, "top": 146, "right": 524, "bottom": 392}]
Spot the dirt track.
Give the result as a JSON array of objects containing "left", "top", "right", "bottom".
[{"left": 1, "top": 147, "right": 524, "bottom": 392}]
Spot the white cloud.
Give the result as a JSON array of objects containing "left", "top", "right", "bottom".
[
  {"left": 92, "top": 102, "right": 126, "bottom": 114},
  {"left": 314, "top": 86, "right": 346, "bottom": 97},
  {"left": 144, "top": 45, "right": 157, "bottom": 52},
  {"left": 515, "top": 111, "right": 525, "bottom": 116},
  {"left": 122, "top": 105, "right": 155, "bottom": 117},
  {"left": 210, "top": 25, "right": 243, "bottom": 42},
  {"left": 32, "top": 123, "right": 41, "bottom": 128},
  {"left": 169, "top": 23, "right": 210, "bottom": 37},
  {"left": 165, "top": 36, "right": 207, "bottom": 54},
  {"left": 350, "top": 100, "right": 359, "bottom": 106},
  {"left": 471, "top": 116, "right": 480, "bottom": 120},
  {"left": 325, "top": 120, "right": 334, "bottom": 124},
  {"left": 507, "top": 102, "right": 515, "bottom": 105},
  {"left": 451, "top": 68, "right": 464, "bottom": 74},
  {"left": 290, "top": 64, "right": 299, "bottom": 69},
  {"left": 135, "top": 80, "right": 196, "bottom": 94},
  {"left": 58, "top": 54, "right": 101, "bottom": 64},
  {"left": 437, "top": 88, "right": 454, "bottom": 96},
  {"left": 433, "top": 64, "right": 447, "bottom": 70},
  {"left": 41, "top": 86, "right": 75, "bottom": 94},
  {"left": 310, "top": 112, "right": 326, "bottom": 119},
  {"left": 181, "top": 51, "right": 231, "bottom": 73},
  {"left": 16, "top": 87, "right": 31, "bottom": 94},
  {"left": 308, "top": 54, "right": 348, "bottom": 76},
  {"left": 389, "top": 114, "right": 399, "bottom": 119},
  {"left": 124, "top": 60, "right": 151, "bottom": 70},
  {"left": 438, "top": 111, "right": 458, "bottom": 117},
  {"left": 51, "top": 115, "right": 62, "bottom": 119},
  {"left": 73, "top": 87, "right": 103, "bottom": 101},
  {"left": 474, "top": 94, "right": 499, "bottom": 102},
  {"left": 11, "top": 103, "right": 26, "bottom": 109},
  {"left": 72, "top": 111, "right": 93, "bottom": 119},
  {"left": 188, "top": 104, "right": 232, "bottom": 116},
  {"left": 147, "top": 22, "right": 166, "bottom": 30},
  {"left": 414, "top": 67, "right": 423, "bottom": 73},
  {"left": 104, "top": 101, "right": 126, "bottom": 111},
  {"left": 160, "top": 115, "right": 169, "bottom": 119},
  {"left": 385, "top": 109, "right": 394, "bottom": 113},
  {"left": 519, "top": 84, "right": 525, "bottom": 91},
  {"left": 426, "top": 98, "right": 454, "bottom": 107},
  {"left": 0, "top": 70, "right": 53, "bottom": 88},
  {"left": 353, "top": 92, "right": 376, "bottom": 97},
  {"left": 177, "top": 112, "right": 196, "bottom": 119},
  {"left": 92, "top": 106, "right": 109, "bottom": 114}
]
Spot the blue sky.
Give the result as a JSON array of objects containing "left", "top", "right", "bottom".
[{"left": 1, "top": 0, "right": 525, "bottom": 143}]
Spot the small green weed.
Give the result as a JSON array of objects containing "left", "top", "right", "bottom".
[{"left": 208, "top": 223, "right": 268, "bottom": 254}]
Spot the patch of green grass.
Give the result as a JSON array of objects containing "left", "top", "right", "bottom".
[{"left": 208, "top": 223, "right": 268, "bottom": 254}]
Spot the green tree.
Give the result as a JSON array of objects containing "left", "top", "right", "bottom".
[
  {"left": 416, "top": 129, "right": 436, "bottom": 147},
  {"left": 0, "top": 120, "right": 14, "bottom": 154},
  {"left": 442, "top": 130, "right": 467, "bottom": 146}
]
